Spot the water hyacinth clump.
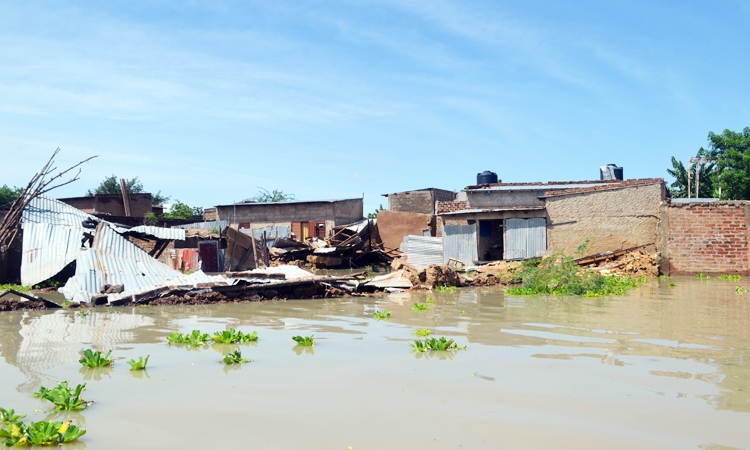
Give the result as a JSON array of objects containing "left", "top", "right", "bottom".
[
  {"left": 212, "top": 329, "right": 258, "bottom": 344},
  {"left": 32, "top": 381, "right": 91, "bottom": 411}
]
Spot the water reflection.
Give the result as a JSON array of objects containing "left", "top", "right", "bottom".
[
  {"left": 79, "top": 366, "right": 114, "bottom": 381},
  {"left": 0, "top": 277, "right": 748, "bottom": 414}
]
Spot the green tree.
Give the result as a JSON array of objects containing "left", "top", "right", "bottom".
[
  {"left": 87, "top": 175, "right": 169, "bottom": 205},
  {"left": 666, "top": 151, "right": 716, "bottom": 198},
  {"left": 367, "top": 204, "right": 385, "bottom": 219},
  {"left": 244, "top": 188, "right": 295, "bottom": 203},
  {"left": 0, "top": 185, "right": 23, "bottom": 208},
  {"left": 705, "top": 127, "right": 750, "bottom": 200},
  {"left": 163, "top": 200, "right": 203, "bottom": 219}
]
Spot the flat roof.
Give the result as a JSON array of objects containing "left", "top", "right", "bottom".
[
  {"left": 467, "top": 183, "right": 610, "bottom": 192},
  {"left": 214, "top": 198, "right": 362, "bottom": 208},
  {"left": 381, "top": 188, "right": 454, "bottom": 197},
  {"left": 440, "top": 206, "right": 546, "bottom": 216}
]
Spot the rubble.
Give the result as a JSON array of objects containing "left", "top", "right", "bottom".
[{"left": 587, "top": 248, "right": 659, "bottom": 277}]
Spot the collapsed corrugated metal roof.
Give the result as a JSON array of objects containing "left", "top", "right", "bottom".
[
  {"left": 173, "top": 220, "right": 228, "bottom": 230},
  {"left": 111, "top": 225, "right": 186, "bottom": 240},
  {"left": 21, "top": 196, "right": 96, "bottom": 286},
  {"left": 60, "top": 223, "right": 231, "bottom": 303}
]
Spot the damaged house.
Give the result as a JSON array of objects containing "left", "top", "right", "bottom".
[{"left": 436, "top": 168, "right": 666, "bottom": 265}]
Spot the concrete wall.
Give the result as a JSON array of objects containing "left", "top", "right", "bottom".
[
  {"left": 60, "top": 194, "right": 153, "bottom": 218},
  {"left": 545, "top": 183, "right": 664, "bottom": 256},
  {"left": 386, "top": 189, "right": 455, "bottom": 215},
  {"left": 376, "top": 210, "right": 433, "bottom": 250},
  {"left": 663, "top": 202, "right": 750, "bottom": 275},
  {"left": 466, "top": 190, "right": 546, "bottom": 208},
  {"left": 214, "top": 199, "right": 363, "bottom": 228}
]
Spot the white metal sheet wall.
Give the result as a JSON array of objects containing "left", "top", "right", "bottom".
[
  {"left": 442, "top": 224, "right": 478, "bottom": 265},
  {"left": 527, "top": 217, "right": 547, "bottom": 258}
]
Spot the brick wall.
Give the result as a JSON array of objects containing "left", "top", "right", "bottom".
[
  {"left": 437, "top": 201, "right": 469, "bottom": 214},
  {"left": 666, "top": 202, "right": 750, "bottom": 275}
]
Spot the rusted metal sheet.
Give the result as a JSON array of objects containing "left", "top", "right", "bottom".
[{"left": 198, "top": 241, "right": 219, "bottom": 272}]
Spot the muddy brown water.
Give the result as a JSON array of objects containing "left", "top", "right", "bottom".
[{"left": 1, "top": 277, "right": 749, "bottom": 449}]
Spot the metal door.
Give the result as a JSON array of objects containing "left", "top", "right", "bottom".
[
  {"left": 442, "top": 224, "right": 478, "bottom": 265},
  {"left": 505, "top": 218, "right": 547, "bottom": 259},
  {"left": 198, "top": 241, "right": 219, "bottom": 272}
]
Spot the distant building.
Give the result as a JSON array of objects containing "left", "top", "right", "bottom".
[
  {"left": 377, "top": 188, "right": 456, "bottom": 251},
  {"left": 58, "top": 193, "right": 155, "bottom": 218},
  {"left": 205, "top": 198, "right": 364, "bottom": 240}
]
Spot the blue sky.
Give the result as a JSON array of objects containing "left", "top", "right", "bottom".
[{"left": 1, "top": 0, "right": 749, "bottom": 214}]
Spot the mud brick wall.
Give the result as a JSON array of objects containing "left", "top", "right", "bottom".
[
  {"left": 214, "top": 199, "right": 363, "bottom": 227},
  {"left": 387, "top": 189, "right": 455, "bottom": 215},
  {"left": 665, "top": 202, "right": 750, "bottom": 275},
  {"left": 545, "top": 183, "right": 664, "bottom": 256},
  {"left": 436, "top": 201, "right": 469, "bottom": 214},
  {"left": 376, "top": 210, "right": 433, "bottom": 250}
]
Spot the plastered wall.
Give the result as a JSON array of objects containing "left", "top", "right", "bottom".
[{"left": 545, "top": 183, "right": 663, "bottom": 256}]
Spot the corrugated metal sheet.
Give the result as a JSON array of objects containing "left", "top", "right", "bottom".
[
  {"left": 22, "top": 195, "right": 94, "bottom": 226},
  {"left": 400, "top": 235, "right": 443, "bottom": 269},
  {"left": 21, "top": 196, "right": 96, "bottom": 286},
  {"left": 505, "top": 218, "right": 547, "bottom": 259},
  {"left": 243, "top": 225, "right": 291, "bottom": 247},
  {"left": 527, "top": 218, "right": 547, "bottom": 258},
  {"left": 173, "top": 220, "right": 228, "bottom": 230},
  {"left": 442, "top": 224, "right": 478, "bottom": 265},
  {"left": 60, "top": 224, "right": 231, "bottom": 303},
  {"left": 249, "top": 266, "right": 315, "bottom": 280}
]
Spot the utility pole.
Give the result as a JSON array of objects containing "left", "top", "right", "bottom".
[{"left": 689, "top": 157, "right": 712, "bottom": 199}]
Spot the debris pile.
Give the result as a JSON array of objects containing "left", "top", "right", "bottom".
[
  {"left": 576, "top": 246, "right": 658, "bottom": 277},
  {"left": 464, "top": 261, "right": 520, "bottom": 286}
]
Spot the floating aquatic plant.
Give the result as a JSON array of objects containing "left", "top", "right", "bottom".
[
  {"left": 373, "top": 310, "right": 391, "bottom": 320},
  {"left": 292, "top": 335, "right": 314, "bottom": 346},
  {"left": 414, "top": 328, "right": 431, "bottom": 337},
  {"left": 736, "top": 286, "right": 747, "bottom": 294},
  {"left": 222, "top": 350, "right": 251, "bottom": 364},
  {"left": 0, "top": 416, "right": 86, "bottom": 446},
  {"left": 0, "top": 408, "right": 25, "bottom": 425},
  {"left": 411, "top": 337, "right": 466, "bottom": 353},
  {"left": 167, "top": 330, "right": 211, "bottom": 347},
  {"left": 412, "top": 303, "right": 427, "bottom": 311},
  {"left": 719, "top": 274, "right": 741, "bottom": 280},
  {"left": 127, "top": 356, "right": 150, "bottom": 371},
  {"left": 32, "top": 382, "right": 91, "bottom": 411},
  {"left": 212, "top": 329, "right": 258, "bottom": 344},
  {"left": 79, "top": 349, "right": 113, "bottom": 368}
]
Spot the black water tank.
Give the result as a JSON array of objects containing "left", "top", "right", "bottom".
[
  {"left": 600, "top": 164, "right": 624, "bottom": 181},
  {"left": 477, "top": 170, "right": 498, "bottom": 185}
]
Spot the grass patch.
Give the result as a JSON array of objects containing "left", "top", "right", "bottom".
[
  {"left": 506, "top": 251, "right": 644, "bottom": 297},
  {"left": 0, "top": 284, "right": 31, "bottom": 292}
]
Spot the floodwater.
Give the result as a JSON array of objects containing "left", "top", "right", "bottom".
[{"left": 1, "top": 278, "right": 749, "bottom": 449}]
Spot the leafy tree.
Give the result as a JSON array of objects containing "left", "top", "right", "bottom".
[
  {"left": 245, "top": 188, "right": 295, "bottom": 203},
  {"left": 367, "top": 204, "right": 385, "bottom": 219},
  {"left": 0, "top": 185, "right": 23, "bottom": 208},
  {"left": 666, "top": 151, "right": 716, "bottom": 198},
  {"left": 163, "top": 200, "right": 203, "bottom": 219},
  {"left": 705, "top": 127, "right": 750, "bottom": 200},
  {"left": 87, "top": 174, "right": 169, "bottom": 205}
]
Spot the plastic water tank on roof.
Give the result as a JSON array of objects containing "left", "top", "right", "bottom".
[{"left": 476, "top": 171, "right": 498, "bottom": 185}]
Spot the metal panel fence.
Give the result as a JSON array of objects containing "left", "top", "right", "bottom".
[{"left": 505, "top": 218, "right": 547, "bottom": 260}]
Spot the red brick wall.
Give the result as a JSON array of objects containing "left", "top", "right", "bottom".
[
  {"left": 667, "top": 202, "right": 750, "bottom": 274},
  {"left": 437, "top": 201, "right": 469, "bottom": 214}
]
